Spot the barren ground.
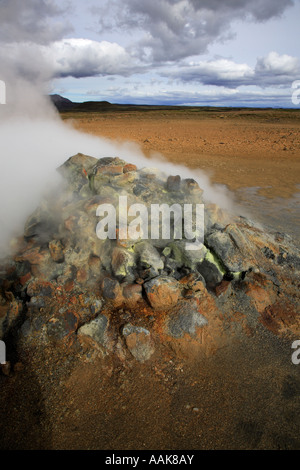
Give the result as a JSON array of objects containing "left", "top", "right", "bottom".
[{"left": 63, "top": 108, "right": 300, "bottom": 198}]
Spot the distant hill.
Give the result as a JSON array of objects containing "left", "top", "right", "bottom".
[
  {"left": 49, "top": 94, "right": 76, "bottom": 112},
  {"left": 48, "top": 95, "right": 193, "bottom": 113},
  {"left": 49, "top": 94, "right": 295, "bottom": 114}
]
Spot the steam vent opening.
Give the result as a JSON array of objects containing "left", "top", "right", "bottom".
[{"left": 0, "top": 153, "right": 300, "bottom": 450}]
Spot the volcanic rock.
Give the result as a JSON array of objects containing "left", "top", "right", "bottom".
[
  {"left": 165, "top": 301, "right": 208, "bottom": 339},
  {"left": 122, "top": 323, "right": 155, "bottom": 362},
  {"left": 144, "top": 275, "right": 181, "bottom": 311},
  {"left": 0, "top": 152, "right": 299, "bottom": 366},
  {"left": 77, "top": 314, "right": 109, "bottom": 346}
]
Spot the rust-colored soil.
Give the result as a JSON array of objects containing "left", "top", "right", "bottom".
[{"left": 63, "top": 108, "right": 300, "bottom": 198}]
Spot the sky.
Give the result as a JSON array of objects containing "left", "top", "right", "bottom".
[{"left": 0, "top": 0, "right": 300, "bottom": 107}]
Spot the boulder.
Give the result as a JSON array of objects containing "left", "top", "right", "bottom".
[{"left": 206, "top": 225, "right": 253, "bottom": 273}]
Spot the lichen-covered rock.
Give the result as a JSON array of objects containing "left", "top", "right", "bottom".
[
  {"left": 58, "top": 153, "right": 97, "bottom": 193},
  {"left": 111, "top": 247, "right": 136, "bottom": 281},
  {"left": 206, "top": 225, "right": 253, "bottom": 273},
  {"left": 197, "top": 250, "right": 225, "bottom": 288},
  {"left": 167, "top": 241, "right": 207, "bottom": 271}
]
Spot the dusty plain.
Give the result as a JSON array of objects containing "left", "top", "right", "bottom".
[{"left": 62, "top": 106, "right": 300, "bottom": 198}]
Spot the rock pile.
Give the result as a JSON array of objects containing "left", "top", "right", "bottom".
[{"left": 0, "top": 153, "right": 299, "bottom": 366}]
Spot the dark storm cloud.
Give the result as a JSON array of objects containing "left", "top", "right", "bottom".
[
  {"left": 190, "top": 0, "right": 294, "bottom": 21},
  {"left": 94, "top": 0, "right": 294, "bottom": 62},
  {"left": 0, "top": 0, "right": 72, "bottom": 44}
]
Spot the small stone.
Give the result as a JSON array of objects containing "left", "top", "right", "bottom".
[
  {"left": 1, "top": 361, "right": 11, "bottom": 376},
  {"left": 166, "top": 301, "right": 208, "bottom": 339},
  {"left": 123, "top": 283, "right": 143, "bottom": 300},
  {"left": 111, "top": 247, "right": 136, "bottom": 281},
  {"left": 182, "top": 178, "right": 203, "bottom": 195},
  {"left": 77, "top": 314, "right": 108, "bottom": 346},
  {"left": 166, "top": 175, "right": 181, "bottom": 192},
  {"left": 122, "top": 323, "right": 155, "bottom": 362},
  {"left": 101, "top": 277, "right": 122, "bottom": 300},
  {"left": 123, "top": 163, "right": 137, "bottom": 173},
  {"left": 144, "top": 275, "right": 181, "bottom": 311},
  {"left": 135, "top": 241, "right": 164, "bottom": 279},
  {"left": 46, "top": 311, "right": 79, "bottom": 341}
]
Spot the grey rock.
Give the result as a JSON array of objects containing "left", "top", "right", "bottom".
[
  {"left": 58, "top": 153, "right": 97, "bottom": 193},
  {"left": 166, "top": 175, "right": 181, "bottom": 192},
  {"left": 102, "top": 277, "right": 122, "bottom": 300},
  {"left": 111, "top": 247, "right": 136, "bottom": 281},
  {"left": 206, "top": 228, "right": 250, "bottom": 273},
  {"left": 166, "top": 301, "right": 208, "bottom": 339},
  {"left": 122, "top": 323, "right": 155, "bottom": 362},
  {"left": 197, "top": 250, "right": 225, "bottom": 288},
  {"left": 77, "top": 314, "right": 108, "bottom": 346},
  {"left": 168, "top": 241, "right": 207, "bottom": 270}
]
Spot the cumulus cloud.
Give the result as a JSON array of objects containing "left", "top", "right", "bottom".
[
  {"left": 0, "top": 39, "right": 139, "bottom": 83},
  {"left": 167, "top": 59, "right": 254, "bottom": 87},
  {"left": 164, "top": 52, "right": 300, "bottom": 89},
  {"left": 255, "top": 51, "right": 300, "bottom": 76}
]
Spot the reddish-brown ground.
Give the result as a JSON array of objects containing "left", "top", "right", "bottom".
[{"left": 63, "top": 108, "right": 300, "bottom": 198}]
